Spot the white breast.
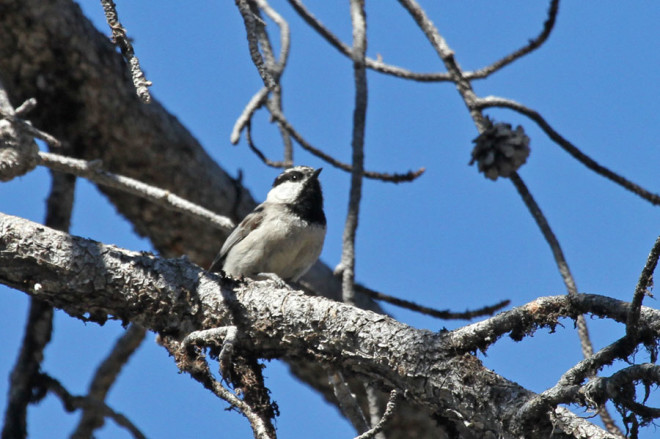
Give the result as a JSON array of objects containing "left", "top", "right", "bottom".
[{"left": 222, "top": 205, "right": 326, "bottom": 281}]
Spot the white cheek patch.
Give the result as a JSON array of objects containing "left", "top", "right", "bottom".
[{"left": 266, "top": 181, "right": 302, "bottom": 204}]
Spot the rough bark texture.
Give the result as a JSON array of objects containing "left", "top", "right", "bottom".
[
  {"left": 0, "top": 2, "right": 632, "bottom": 438},
  {"left": 0, "top": 0, "right": 251, "bottom": 263},
  {"left": 0, "top": 1, "right": 434, "bottom": 435},
  {"left": 0, "top": 213, "right": 620, "bottom": 438}
]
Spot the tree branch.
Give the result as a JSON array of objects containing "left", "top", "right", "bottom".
[
  {"left": 71, "top": 324, "right": 147, "bottom": 438},
  {"left": 0, "top": 212, "right": 630, "bottom": 438},
  {"left": 627, "top": 235, "right": 660, "bottom": 338},
  {"left": 35, "top": 373, "right": 146, "bottom": 439},
  {"left": 1, "top": 101, "right": 71, "bottom": 438},
  {"left": 340, "top": 0, "right": 368, "bottom": 304},
  {"left": 98, "top": 0, "right": 152, "bottom": 103},
  {"left": 476, "top": 96, "right": 660, "bottom": 205},
  {"left": 37, "top": 151, "right": 235, "bottom": 233},
  {"left": 269, "top": 108, "right": 425, "bottom": 183},
  {"left": 468, "top": 0, "right": 560, "bottom": 80}
]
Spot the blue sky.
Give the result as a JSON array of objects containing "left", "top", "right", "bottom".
[{"left": 2, "top": 1, "right": 660, "bottom": 437}]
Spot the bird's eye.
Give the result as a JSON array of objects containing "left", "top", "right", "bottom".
[{"left": 288, "top": 172, "right": 302, "bottom": 182}]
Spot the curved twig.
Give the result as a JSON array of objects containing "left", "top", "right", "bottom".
[
  {"left": 596, "top": 364, "right": 660, "bottom": 419},
  {"left": 235, "top": 0, "right": 277, "bottom": 91},
  {"left": 469, "top": 0, "right": 560, "bottom": 80},
  {"left": 270, "top": 108, "right": 425, "bottom": 183},
  {"left": 99, "top": 0, "right": 152, "bottom": 103},
  {"left": 288, "top": 0, "right": 561, "bottom": 84},
  {"left": 627, "top": 235, "right": 660, "bottom": 338},
  {"left": 355, "top": 283, "right": 509, "bottom": 320},
  {"left": 37, "top": 373, "right": 146, "bottom": 439},
  {"left": 161, "top": 337, "right": 276, "bottom": 439},
  {"left": 286, "top": 0, "right": 454, "bottom": 82},
  {"left": 329, "top": 371, "right": 369, "bottom": 433},
  {"left": 72, "top": 324, "right": 147, "bottom": 438},
  {"left": 510, "top": 173, "right": 597, "bottom": 365},
  {"left": 517, "top": 334, "right": 643, "bottom": 432},
  {"left": 355, "top": 390, "right": 400, "bottom": 439},
  {"left": 256, "top": 0, "right": 291, "bottom": 78},
  {"left": 256, "top": 0, "right": 294, "bottom": 163},
  {"left": 230, "top": 87, "right": 269, "bottom": 145},
  {"left": 396, "top": 0, "right": 488, "bottom": 130},
  {"left": 245, "top": 120, "right": 291, "bottom": 168},
  {"left": 476, "top": 96, "right": 660, "bottom": 205},
  {"left": 37, "top": 151, "right": 235, "bottom": 232}
]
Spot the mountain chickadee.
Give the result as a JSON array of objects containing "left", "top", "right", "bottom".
[{"left": 209, "top": 166, "right": 326, "bottom": 282}]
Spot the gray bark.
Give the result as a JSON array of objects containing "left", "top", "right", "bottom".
[
  {"left": 0, "top": 212, "right": 619, "bottom": 438},
  {"left": 0, "top": 1, "right": 431, "bottom": 435}
]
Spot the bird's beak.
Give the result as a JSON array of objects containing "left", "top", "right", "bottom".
[{"left": 312, "top": 168, "right": 323, "bottom": 179}]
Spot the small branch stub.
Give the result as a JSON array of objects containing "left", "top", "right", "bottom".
[
  {"left": 0, "top": 119, "right": 39, "bottom": 182},
  {"left": 470, "top": 119, "right": 530, "bottom": 180}
]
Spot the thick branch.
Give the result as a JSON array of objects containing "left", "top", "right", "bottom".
[
  {"left": 0, "top": 6, "right": 401, "bottom": 430},
  {"left": 0, "top": 213, "right": 624, "bottom": 438}
]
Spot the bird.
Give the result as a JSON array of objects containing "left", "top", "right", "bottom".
[{"left": 208, "top": 166, "right": 326, "bottom": 282}]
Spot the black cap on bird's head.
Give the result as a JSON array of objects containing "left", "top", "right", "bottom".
[
  {"left": 272, "top": 166, "right": 322, "bottom": 188},
  {"left": 267, "top": 166, "right": 325, "bottom": 225}
]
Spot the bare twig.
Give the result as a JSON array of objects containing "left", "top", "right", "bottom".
[
  {"left": 340, "top": 0, "right": 368, "bottom": 305},
  {"left": 255, "top": 0, "right": 291, "bottom": 78},
  {"left": 0, "top": 110, "right": 62, "bottom": 149},
  {"left": 72, "top": 324, "right": 147, "bottom": 438},
  {"left": 355, "top": 390, "right": 399, "bottom": 439},
  {"left": 235, "top": 0, "right": 277, "bottom": 91},
  {"left": 231, "top": 0, "right": 294, "bottom": 165},
  {"left": 355, "top": 283, "right": 509, "bottom": 320},
  {"left": 286, "top": 0, "right": 453, "bottom": 82},
  {"left": 99, "top": 0, "right": 152, "bottom": 102},
  {"left": 183, "top": 326, "right": 239, "bottom": 378},
  {"left": 36, "top": 374, "right": 146, "bottom": 439},
  {"left": 37, "top": 151, "right": 234, "bottom": 232},
  {"left": 364, "top": 385, "right": 385, "bottom": 439},
  {"left": 232, "top": 6, "right": 425, "bottom": 181},
  {"left": 509, "top": 173, "right": 578, "bottom": 294},
  {"left": 469, "top": 0, "right": 560, "bottom": 80},
  {"left": 329, "top": 371, "right": 369, "bottom": 434},
  {"left": 586, "top": 364, "right": 660, "bottom": 420},
  {"left": 288, "top": 0, "right": 559, "bottom": 83},
  {"left": 13, "top": 97, "right": 37, "bottom": 116},
  {"left": 476, "top": 96, "right": 660, "bottom": 205},
  {"left": 509, "top": 173, "right": 597, "bottom": 363},
  {"left": 396, "top": 0, "right": 487, "bottom": 131},
  {"left": 161, "top": 337, "right": 276, "bottom": 439},
  {"left": 245, "top": 120, "right": 291, "bottom": 168},
  {"left": 627, "top": 236, "right": 660, "bottom": 338},
  {"left": 1, "top": 96, "right": 72, "bottom": 438},
  {"left": 270, "top": 108, "right": 425, "bottom": 183},
  {"left": 1, "top": 301, "right": 54, "bottom": 439},
  {"left": 516, "top": 334, "right": 646, "bottom": 434},
  {"left": 256, "top": 0, "right": 294, "bottom": 164},
  {"left": 231, "top": 87, "right": 270, "bottom": 145},
  {"left": 517, "top": 308, "right": 656, "bottom": 433}
]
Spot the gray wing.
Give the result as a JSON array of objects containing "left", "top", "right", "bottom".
[{"left": 207, "top": 204, "right": 265, "bottom": 272}]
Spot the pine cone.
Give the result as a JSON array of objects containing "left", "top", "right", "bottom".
[{"left": 470, "top": 121, "right": 530, "bottom": 180}]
